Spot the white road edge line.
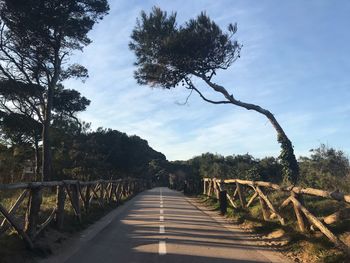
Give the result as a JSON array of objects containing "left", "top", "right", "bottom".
[
  {"left": 159, "top": 216, "right": 164, "bottom": 222},
  {"left": 159, "top": 241, "right": 167, "bottom": 255}
]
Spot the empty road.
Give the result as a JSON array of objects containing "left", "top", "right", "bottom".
[{"left": 44, "top": 187, "right": 289, "bottom": 263}]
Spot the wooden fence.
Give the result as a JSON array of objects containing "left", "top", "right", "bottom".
[
  {"left": 0, "top": 178, "right": 148, "bottom": 249},
  {"left": 203, "top": 178, "right": 350, "bottom": 251}
]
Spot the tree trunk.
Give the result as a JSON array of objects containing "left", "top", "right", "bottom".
[
  {"left": 25, "top": 186, "right": 42, "bottom": 238},
  {"left": 229, "top": 99, "right": 299, "bottom": 184},
  {"left": 41, "top": 45, "right": 61, "bottom": 182},
  {"left": 34, "top": 136, "right": 40, "bottom": 181},
  {"left": 42, "top": 119, "right": 51, "bottom": 182},
  {"left": 41, "top": 82, "right": 55, "bottom": 181},
  {"left": 199, "top": 77, "right": 299, "bottom": 184}
]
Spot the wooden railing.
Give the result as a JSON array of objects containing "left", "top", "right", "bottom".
[
  {"left": 203, "top": 178, "right": 350, "bottom": 251},
  {"left": 0, "top": 178, "right": 148, "bottom": 249}
]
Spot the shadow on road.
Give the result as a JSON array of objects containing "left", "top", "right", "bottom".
[{"left": 61, "top": 188, "right": 286, "bottom": 263}]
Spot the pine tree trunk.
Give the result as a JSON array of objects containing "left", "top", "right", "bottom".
[
  {"left": 42, "top": 120, "right": 51, "bottom": 182},
  {"left": 199, "top": 78, "right": 300, "bottom": 184},
  {"left": 41, "top": 85, "right": 54, "bottom": 182},
  {"left": 34, "top": 137, "right": 40, "bottom": 181},
  {"left": 41, "top": 46, "right": 60, "bottom": 182}
]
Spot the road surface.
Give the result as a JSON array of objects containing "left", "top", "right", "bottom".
[{"left": 43, "top": 187, "right": 289, "bottom": 263}]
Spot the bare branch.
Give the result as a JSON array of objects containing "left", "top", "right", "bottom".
[
  {"left": 184, "top": 78, "right": 230, "bottom": 105},
  {"left": 175, "top": 88, "right": 193, "bottom": 105}
]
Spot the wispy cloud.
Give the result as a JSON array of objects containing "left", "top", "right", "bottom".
[{"left": 63, "top": 0, "right": 350, "bottom": 161}]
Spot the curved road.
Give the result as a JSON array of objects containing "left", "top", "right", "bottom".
[{"left": 43, "top": 187, "right": 290, "bottom": 263}]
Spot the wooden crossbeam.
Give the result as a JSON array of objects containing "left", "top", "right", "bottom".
[
  {"left": 34, "top": 208, "right": 57, "bottom": 239},
  {"left": 246, "top": 192, "right": 258, "bottom": 208},
  {"left": 0, "top": 203, "right": 33, "bottom": 249},
  {"left": 289, "top": 195, "right": 347, "bottom": 249},
  {"left": 255, "top": 186, "right": 285, "bottom": 225},
  {"left": 235, "top": 183, "right": 246, "bottom": 208},
  {"left": 0, "top": 189, "right": 28, "bottom": 236}
]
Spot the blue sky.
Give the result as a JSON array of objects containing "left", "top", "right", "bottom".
[{"left": 64, "top": 0, "right": 350, "bottom": 161}]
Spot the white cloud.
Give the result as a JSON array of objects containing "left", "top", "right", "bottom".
[{"left": 62, "top": 0, "right": 350, "bottom": 161}]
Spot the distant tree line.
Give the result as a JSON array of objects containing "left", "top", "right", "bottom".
[
  {"left": 0, "top": 121, "right": 166, "bottom": 184},
  {"left": 169, "top": 144, "right": 350, "bottom": 193}
]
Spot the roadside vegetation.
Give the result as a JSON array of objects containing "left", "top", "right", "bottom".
[
  {"left": 170, "top": 144, "right": 350, "bottom": 193},
  {"left": 199, "top": 193, "right": 349, "bottom": 263},
  {"left": 0, "top": 187, "right": 136, "bottom": 263},
  {"left": 169, "top": 144, "right": 350, "bottom": 263}
]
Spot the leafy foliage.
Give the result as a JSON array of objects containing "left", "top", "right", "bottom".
[
  {"left": 130, "top": 7, "right": 299, "bottom": 185},
  {"left": 130, "top": 7, "right": 241, "bottom": 88},
  {"left": 278, "top": 134, "right": 299, "bottom": 185},
  {"left": 299, "top": 144, "right": 350, "bottom": 192},
  {"left": 173, "top": 152, "right": 283, "bottom": 183},
  {"left": 64, "top": 128, "right": 166, "bottom": 180},
  {"left": 0, "top": 0, "right": 109, "bottom": 180},
  {"left": 170, "top": 145, "right": 350, "bottom": 193}
]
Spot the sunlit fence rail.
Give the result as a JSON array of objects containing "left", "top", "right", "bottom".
[
  {"left": 203, "top": 178, "right": 350, "bottom": 251},
  {"left": 0, "top": 178, "right": 148, "bottom": 249}
]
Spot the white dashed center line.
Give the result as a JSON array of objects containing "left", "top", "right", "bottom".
[
  {"left": 159, "top": 225, "right": 165, "bottom": 234},
  {"left": 158, "top": 188, "right": 166, "bottom": 255},
  {"left": 159, "top": 241, "right": 167, "bottom": 255}
]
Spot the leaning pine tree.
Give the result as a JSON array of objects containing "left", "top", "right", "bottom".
[{"left": 129, "top": 7, "right": 299, "bottom": 184}]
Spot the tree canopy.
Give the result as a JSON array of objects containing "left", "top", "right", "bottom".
[
  {"left": 130, "top": 7, "right": 299, "bottom": 184},
  {"left": 130, "top": 7, "right": 241, "bottom": 88},
  {"left": 0, "top": 0, "right": 109, "bottom": 180}
]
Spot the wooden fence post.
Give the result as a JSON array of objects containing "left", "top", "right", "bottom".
[
  {"left": 55, "top": 185, "right": 66, "bottom": 230},
  {"left": 291, "top": 192, "right": 307, "bottom": 232},
  {"left": 258, "top": 193, "right": 270, "bottom": 221},
  {"left": 71, "top": 184, "right": 81, "bottom": 222},
  {"left": 100, "top": 182, "right": 105, "bottom": 204},
  {"left": 219, "top": 190, "right": 227, "bottom": 215},
  {"left": 108, "top": 184, "right": 114, "bottom": 203},
  {"left": 207, "top": 180, "right": 212, "bottom": 197},
  {"left": 25, "top": 186, "right": 42, "bottom": 238},
  {"left": 213, "top": 179, "right": 220, "bottom": 199},
  {"left": 236, "top": 183, "right": 246, "bottom": 208},
  {"left": 85, "top": 185, "right": 91, "bottom": 212}
]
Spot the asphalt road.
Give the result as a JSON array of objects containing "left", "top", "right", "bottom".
[{"left": 44, "top": 187, "right": 289, "bottom": 263}]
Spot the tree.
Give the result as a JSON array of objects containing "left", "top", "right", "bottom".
[
  {"left": 129, "top": 7, "right": 299, "bottom": 184},
  {"left": 0, "top": 0, "right": 109, "bottom": 180},
  {"left": 0, "top": 111, "right": 42, "bottom": 179},
  {"left": 64, "top": 128, "right": 166, "bottom": 181},
  {"left": 299, "top": 144, "right": 350, "bottom": 191},
  {"left": 0, "top": 81, "right": 90, "bottom": 180}
]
